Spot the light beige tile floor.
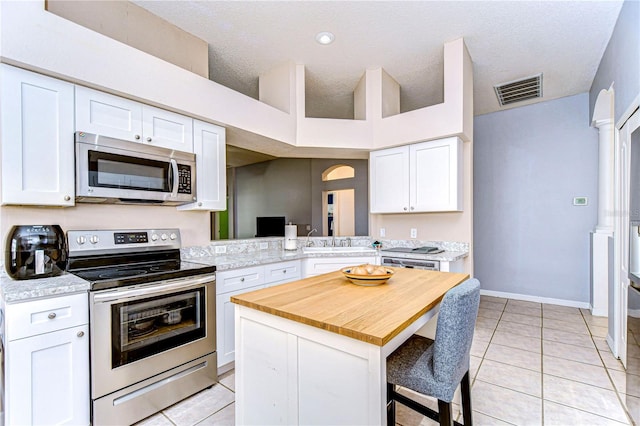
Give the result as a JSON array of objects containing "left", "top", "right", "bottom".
[{"left": 137, "top": 295, "right": 632, "bottom": 425}]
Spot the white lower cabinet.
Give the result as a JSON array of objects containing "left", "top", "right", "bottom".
[
  {"left": 3, "top": 293, "right": 89, "bottom": 425},
  {"left": 302, "top": 256, "right": 378, "bottom": 277},
  {"left": 216, "top": 260, "right": 301, "bottom": 370}
]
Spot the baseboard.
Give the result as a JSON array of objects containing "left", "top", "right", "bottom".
[
  {"left": 217, "top": 361, "right": 235, "bottom": 376},
  {"left": 606, "top": 334, "right": 619, "bottom": 359},
  {"left": 591, "top": 306, "right": 608, "bottom": 317},
  {"left": 480, "top": 289, "right": 591, "bottom": 309}
]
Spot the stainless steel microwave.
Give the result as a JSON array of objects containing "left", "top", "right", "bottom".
[{"left": 75, "top": 132, "right": 196, "bottom": 205}]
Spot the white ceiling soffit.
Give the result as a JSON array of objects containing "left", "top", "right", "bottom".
[{"left": 132, "top": 1, "right": 623, "bottom": 119}]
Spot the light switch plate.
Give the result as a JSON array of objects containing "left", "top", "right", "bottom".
[
  {"left": 410, "top": 228, "right": 417, "bottom": 238},
  {"left": 573, "top": 197, "right": 588, "bottom": 206},
  {"left": 380, "top": 228, "right": 386, "bottom": 237},
  {"left": 259, "top": 242, "right": 268, "bottom": 250},
  {"left": 214, "top": 246, "right": 227, "bottom": 254}
]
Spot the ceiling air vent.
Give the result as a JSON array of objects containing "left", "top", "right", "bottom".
[{"left": 494, "top": 73, "right": 543, "bottom": 107}]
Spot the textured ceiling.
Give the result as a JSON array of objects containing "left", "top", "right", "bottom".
[{"left": 133, "top": 0, "right": 623, "bottom": 121}]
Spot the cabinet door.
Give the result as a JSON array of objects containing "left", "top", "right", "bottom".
[
  {"left": 178, "top": 120, "right": 226, "bottom": 211},
  {"left": 410, "top": 137, "right": 463, "bottom": 212},
  {"left": 75, "top": 85, "right": 143, "bottom": 142},
  {"left": 369, "top": 146, "right": 410, "bottom": 213},
  {"left": 1, "top": 65, "right": 75, "bottom": 206},
  {"left": 141, "top": 105, "right": 194, "bottom": 152},
  {"left": 6, "top": 324, "right": 90, "bottom": 425},
  {"left": 217, "top": 285, "right": 264, "bottom": 368}
]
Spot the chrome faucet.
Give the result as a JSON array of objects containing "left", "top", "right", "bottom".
[
  {"left": 306, "top": 228, "right": 317, "bottom": 247},
  {"left": 330, "top": 221, "right": 335, "bottom": 247}
]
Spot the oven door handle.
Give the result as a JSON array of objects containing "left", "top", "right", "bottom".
[
  {"left": 92, "top": 275, "right": 214, "bottom": 303},
  {"left": 170, "top": 159, "right": 179, "bottom": 199}
]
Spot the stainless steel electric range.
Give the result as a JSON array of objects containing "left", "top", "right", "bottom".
[{"left": 66, "top": 228, "right": 217, "bottom": 425}]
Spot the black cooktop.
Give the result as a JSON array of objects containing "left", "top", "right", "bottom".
[{"left": 70, "top": 260, "right": 216, "bottom": 291}]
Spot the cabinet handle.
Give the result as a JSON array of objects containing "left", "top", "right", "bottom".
[
  {"left": 135, "top": 134, "right": 141, "bottom": 140},
  {"left": 64, "top": 195, "right": 71, "bottom": 201},
  {"left": 410, "top": 206, "right": 415, "bottom": 210},
  {"left": 403, "top": 207, "right": 408, "bottom": 211},
  {"left": 146, "top": 137, "right": 152, "bottom": 142},
  {"left": 240, "top": 277, "right": 245, "bottom": 282},
  {"left": 77, "top": 331, "right": 85, "bottom": 338},
  {"left": 198, "top": 202, "right": 203, "bottom": 207},
  {"left": 48, "top": 312, "right": 56, "bottom": 319},
  {"left": 283, "top": 270, "right": 287, "bottom": 273}
]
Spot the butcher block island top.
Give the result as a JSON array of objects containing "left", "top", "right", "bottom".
[{"left": 231, "top": 267, "right": 469, "bottom": 346}]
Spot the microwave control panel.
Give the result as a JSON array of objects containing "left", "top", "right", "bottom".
[{"left": 177, "top": 164, "right": 192, "bottom": 194}]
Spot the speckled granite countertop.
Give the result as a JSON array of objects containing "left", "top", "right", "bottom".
[
  {"left": 0, "top": 237, "right": 468, "bottom": 303},
  {"left": 0, "top": 269, "right": 90, "bottom": 303}
]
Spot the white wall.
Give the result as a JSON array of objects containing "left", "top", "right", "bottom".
[{"left": 474, "top": 93, "right": 598, "bottom": 303}]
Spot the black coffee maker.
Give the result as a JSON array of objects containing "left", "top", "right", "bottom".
[{"left": 5, "top": 225, "right": 67, "bottom": 280}]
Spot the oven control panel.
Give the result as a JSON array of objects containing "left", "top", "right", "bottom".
[{"left": 68, "top": 229, "right": 181, "bottom": 256}]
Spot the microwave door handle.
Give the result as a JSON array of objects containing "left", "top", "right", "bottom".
[{"left": 170, "top": 159, "right": 179, "bottom": 198}]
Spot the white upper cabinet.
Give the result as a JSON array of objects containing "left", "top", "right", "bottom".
[
  {"left": 1, "top": 65, "right": 75, "bottom": 206},
  {"left": 369, "top": 145, "right": 410, "bottom": 213},
  {"left": 75, "top": 86, "right": 193, "bottom": 152},
  {"left": 370, "top": 137, "right": 463, "bottom": 213},
  {"left": 141, "top": 104, "right": 194, "bottom": 152},
  {"left": 178, "top": 120, "right": 226, "bottom": 211}
]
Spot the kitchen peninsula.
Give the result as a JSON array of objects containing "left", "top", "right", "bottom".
[{"left": 231, "top": 268, "right": 469, "bottom": 425}]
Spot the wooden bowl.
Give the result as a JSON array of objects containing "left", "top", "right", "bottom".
[{"left": 341, "top": 266, "right": 394, "bottom": 286}]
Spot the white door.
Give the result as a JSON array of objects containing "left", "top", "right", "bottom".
[
  {"left": 75, "top": 86, "right": 143, "bottom": 142},
  {"left": 6, "top": 325, "right": 90, "bottom": 425},
  {"left": 178, "top": 120, "right": 227, "bottom": 210},
  {"left": 369, "top": 146, "right": 410, "bottom": 213},
  {"left": 141, "top": 105, "right": 194, "bottom": 152},
  {"left": 1, "top": 65, "right": 75, "bottom": 206},
  {"left": 411, "top": 137, "right": 463, "bottom": 212},
  {"left": 618, "top": 109, "right": 640, "bottom": 366}
]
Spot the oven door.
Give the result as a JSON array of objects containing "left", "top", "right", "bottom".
[
  {"left": 90, "top": 275, "right": 215, "bottom": 399},
  {"left": 76, "top": 136, "right": 195, "bottom": 204}
]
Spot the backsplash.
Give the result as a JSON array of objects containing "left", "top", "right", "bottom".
[{"left": 181, "top": 237, "right": 468, "bottom": 258}]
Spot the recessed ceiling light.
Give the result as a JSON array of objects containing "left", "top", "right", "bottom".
[{"left": 315, "top": 31, "right": 335, "bottom": 45}]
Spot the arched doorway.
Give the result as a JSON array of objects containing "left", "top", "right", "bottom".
[{"left": 322, "top": 165, "right": 355, "bottom": 236}]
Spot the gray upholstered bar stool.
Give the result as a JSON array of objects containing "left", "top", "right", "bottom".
[{"left": 386, "top": 278, "right": 481, "bottom": 426}]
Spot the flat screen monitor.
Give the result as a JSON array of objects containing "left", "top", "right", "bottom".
[{"left": 256, "top": 216, "right": 285, "bottom": 237}]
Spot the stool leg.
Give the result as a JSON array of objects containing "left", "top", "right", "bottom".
[
  {"left": 437, "top": 400, "right": 453, "bottom": 426},
  {"left": 461, "top": 371, "right": 472, "bottom": 425},
  {"left": 387, "top": 383, "right": 396, "bottom": 425}
]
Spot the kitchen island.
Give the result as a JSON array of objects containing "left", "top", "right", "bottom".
[{"left": 231, "top": 267, "right": 469, "bottom": 425}]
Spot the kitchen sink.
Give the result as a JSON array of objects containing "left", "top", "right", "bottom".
[{"left": 302, "top": 246, "right": 377, "bottom": 254}]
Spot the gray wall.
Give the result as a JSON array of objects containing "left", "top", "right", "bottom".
[
  {"left": 235, "top": 159, "right": 313, "bottom": 238},
  {"left": 474, "top": 93, "right": 598, "bottom": 303},
  {"left": 234, "top": 158, "right": 369, "bottom": 239},
  {"left": 589, "top": 0, "right": 640, "bottom": 123}
]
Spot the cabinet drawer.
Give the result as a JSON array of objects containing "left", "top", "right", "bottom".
[
  {"left": 216, "top": 266, "right": 265, "bottom": 295},
  {"left": 264, "top": 260, "right": 301, "bottom": 286},
  {"left": 6, "top": 292, "right": 88, "bottom": 341}
]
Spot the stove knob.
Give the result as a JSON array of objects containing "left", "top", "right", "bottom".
[
  {"left": 161, "top": 233, "right": 168, "bottom": 241},
  {"left": 151, "top": 234, "right": 159, "bottom": 241},
  {"left": 90, "top": 235, "right": 99, "bottom": 244},
  {"left": 170, "top": 233, "right": 177, "bottom": 240},
  {"left": 76, "top": 236, "right": 86, "bottom": 245}
]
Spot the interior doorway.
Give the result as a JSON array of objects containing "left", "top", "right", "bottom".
[
  {"left": 321, "top": 165, "right": 356, "bottom": 237},
  {"left": 322, "top": 189, "right": 355, "bottom": 237}
]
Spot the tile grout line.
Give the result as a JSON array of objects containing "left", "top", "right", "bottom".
[{"left": 579, "top": 308, "right": 634, "bottom": 425}]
